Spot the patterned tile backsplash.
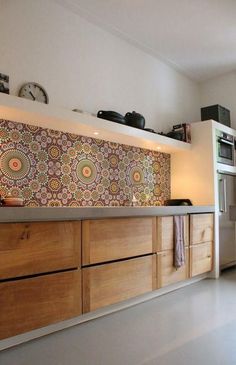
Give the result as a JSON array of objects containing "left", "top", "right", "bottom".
[{"left": 0, "top": 120, "right": 170, "bottom": 206}]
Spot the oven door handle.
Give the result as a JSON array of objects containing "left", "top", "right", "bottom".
[{"left": 218, "top": 137, "right": 234, "bottom": 146}]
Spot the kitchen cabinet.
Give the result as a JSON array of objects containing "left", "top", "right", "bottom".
[
  {"left": 82, "top": 255, "right": 156, "bottom": 313},
  {"left": 82, "top": 217, "right": 156, "bottom": 265},
  {"left": 157, "top": 215, "right": 189, "bottom": 251},
  {"left": 156, "top": 215, "right": 189, "bottom": 288},
  {"left": 190, "top": 213, "right": 214, "bottom": 277},
  {"left": 157, "top": 248, "right": 189, "bottom": 288},
  {"left": 157, "top": 213, "right": 214, "bottom": 285},
  {"left": 190, "top": 242, "right": 213, "bottom": 277},
  {"left": 0, "top": 269, "right": 82, "bottom": 340},
  {"left": 0, "top": 221, "right": 81, "bottom": 280},
  {"left": 190, "top": 214, "right": 214, "bottom": 245},
  {"left": 0, "top": 212, "right": 214, "bottom": 341}
]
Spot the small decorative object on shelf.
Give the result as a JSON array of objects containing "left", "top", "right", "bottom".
[
  {"left": 173, "top": 123, "right": 191, "bottom": 143},
  {"left": 0, "top": 73, "right": 9, "bottom": 94},
  {"left": 131, "top": 194, "right": 138, "bottom": 206},
  {"left": 144, "top": 128, "right": 155, "bottom": 133},
  {"left": 72, "top": 109, "right": 83, "bottom": 113},
  {"left": 73, "top": 109, "right": 95, "bottom": 117},
  {"left": 18, "top": 82, "right": 49, "bottom": 104},
  {"left": 166, "top": 123, "right": 191, "bottom": 143}
]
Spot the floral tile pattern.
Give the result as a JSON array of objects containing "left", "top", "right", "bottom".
[{"left": 0, "top": 120, "right": 170, "bottom": 206}]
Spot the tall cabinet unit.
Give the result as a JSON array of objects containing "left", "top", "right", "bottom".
[{"left": 171, "top": 119, "right": 236, "bottom": 278}]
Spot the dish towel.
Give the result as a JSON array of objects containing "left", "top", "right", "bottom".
[{"left": 173, "top": 215, "right": 185, "bottom": 269}]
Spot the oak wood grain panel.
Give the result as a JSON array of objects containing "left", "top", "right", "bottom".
[
  {"left": 190, "top": 214, "right": 214, "bottom": 245},
  {"left": 157, "top": 248, "right": 189, "bottom": 288},
  {"left": 0, "top": 221, "right": 81, "bottom": 280},
  {"left": 82, "top": 217, "right": 156, "bottom": 265},
  {"left": 156, "top": 216, "right": 189, "bottom": 252},
  {"left": 82, "top": 255, "right": 156, "bottom": 313},
  {"left": 190, "top": 242, "right": 213, "bottom": 277},
  {"left": 0, "top": 269, "right": 82, "bottom": 340}
]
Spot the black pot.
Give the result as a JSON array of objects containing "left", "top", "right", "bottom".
[
  {"left": 125, "top": 111, "right": 145, "bottom": 129},
  {"left": 97, "top": 110, "right": 126, "bottom": 125}
]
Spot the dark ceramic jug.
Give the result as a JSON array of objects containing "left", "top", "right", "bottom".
[{"left": 125, "top": 111, "right": 145, "bottom": 129}]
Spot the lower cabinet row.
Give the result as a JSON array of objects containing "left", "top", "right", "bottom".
[{"left": 0, "top": 244, "right": 213, "bottom": 340}]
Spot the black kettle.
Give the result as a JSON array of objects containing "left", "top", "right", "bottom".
[{"left": 125, "top": 111, "right": 145, "bottom": 129}]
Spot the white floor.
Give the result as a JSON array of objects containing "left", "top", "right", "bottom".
[{"left": 1, "top": 268, "right": 236, "bottom": 365}]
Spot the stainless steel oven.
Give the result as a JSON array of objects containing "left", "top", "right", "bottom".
[{"left": 216, "top": 131, "right": 235, "bottom": 166}]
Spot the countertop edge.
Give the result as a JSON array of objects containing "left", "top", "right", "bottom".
[{"left": 0, "top": 206, "right": 215, "bottom": 222}]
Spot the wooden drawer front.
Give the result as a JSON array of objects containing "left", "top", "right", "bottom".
[
  {"left": 0, "top": 269, "right": 82, "bottom": 340},
  {"left": 82, "top": 255, "right": 156, "bottom": 312},
  {"left": 0, "top": 221, "right": 81, "bottom": 280},
  {"left": 190, "top": 242, "right": 213, "bottom": 277},
  {"left": 157, "top": 248, "right": 189, "bottom": 288},
  {"left": 82, "top": 217, "right": 156, "bottom": 265},
  {"left": 190, "top": 214, "right": 214, "bottom": 245},
  {"left": 157, "top": 216, "right": 189, "bottom": 252}
]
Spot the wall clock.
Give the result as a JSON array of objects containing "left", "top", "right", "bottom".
[{"left": 18, "top": 82, "right": 49, "bottom": 104}]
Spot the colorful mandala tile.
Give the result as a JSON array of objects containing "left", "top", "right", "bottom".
[{"left": 0, "top": 119, "right": 170, "bottom": 206}]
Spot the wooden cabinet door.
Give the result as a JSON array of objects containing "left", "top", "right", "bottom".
[
  {"left": 0, "top": 221, "right": 81, "bottom": 280},
  {"left": 190, "top": 214, "right": 214, "bottom": 245},
  {"left": 157, "top": 216, "right": 189, "bottom": 252},
  {"left": 82, "top": 217, "right": 156, "bottom": 265},
  {"left": 157, "top": 248, "right": 189, "bottom": 288},
  {"left": 190, "top": 242, "right": 213, "bottom": 277},
  {"left": 82, "top": 255, "right": 156, "bottom": 313},
  {"left": 0, "top": 269, "right": 82, "bottom": 340}
]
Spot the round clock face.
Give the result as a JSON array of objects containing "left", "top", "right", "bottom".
[{"left": 18, "top": 82, "right": 49, "bottom": 104}]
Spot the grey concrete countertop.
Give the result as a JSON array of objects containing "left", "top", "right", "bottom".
[{"left": 0, "top": 206, "right": 215, "bottom": 222}]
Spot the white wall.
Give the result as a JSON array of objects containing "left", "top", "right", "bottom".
[
  {"left": 200, "top": 71, "right": 236, "bottom": 129},
  {"left": 0, "top": 0, "right": 200, "bottom": 133}
]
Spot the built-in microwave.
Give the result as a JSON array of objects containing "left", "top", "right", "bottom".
[{"left": 216, "top": 130, "right": 235, "bottom": 166}]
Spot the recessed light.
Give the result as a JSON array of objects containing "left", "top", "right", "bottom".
[
  {"left": 156, "top": 146, "right": 161, "bottom": 150},
  {"left": 94, "top": 132, "right": 99, "bottom": 135}
]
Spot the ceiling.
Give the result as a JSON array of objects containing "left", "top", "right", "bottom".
[{"left": 55, "top": 0, "right": 236, "bottom": 82}]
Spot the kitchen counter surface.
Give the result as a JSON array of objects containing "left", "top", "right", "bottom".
[{"left": 0, "top": 205, "right": 215, "bottom": 222}]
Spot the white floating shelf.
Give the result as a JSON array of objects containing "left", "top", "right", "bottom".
[{"left": 0, "top": 93, "right": 191, "bottom": 154}]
